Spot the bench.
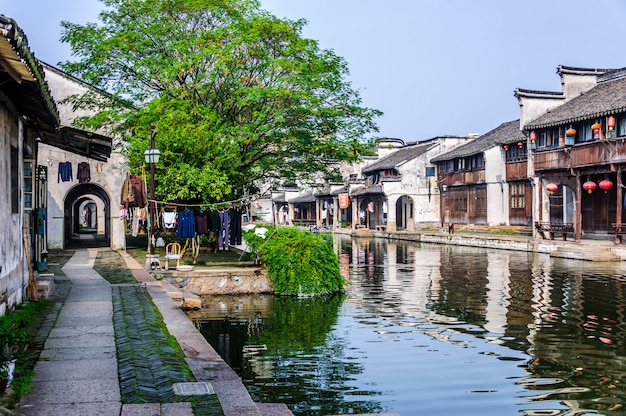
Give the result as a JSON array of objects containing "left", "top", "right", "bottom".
[{"left": 535, "top": 222, "right": 574, "bottom": 241}]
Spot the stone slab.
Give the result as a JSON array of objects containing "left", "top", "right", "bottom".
[
  {"left": 47, "top": 324, "right": 114, "bottom": 338},
  {"left": 39, "top": 345, "right": 117, "bottom": 361},
  {"left": 19, "top": 402, "right": 121, "bottom": 416},
  {"left": 21, "top": 378, "right": 120, "bottom": 405},
  {"left": 173, "top": 381, "right": 215, "bottom": 395},
  {"left": 161, "top": 402, "right": 194, "bottom": 416},
  {"left": 121, "top": 403, "right": 160, "bottom": 416},
  {"left": 45, "top": 333, "right": 115, "bottom": 349},
  {"left": 32, "top": 358, "right": 118, "bottom": 382},
  {"left": 51, "top": 315, "right": 113, "bottom": 327}
]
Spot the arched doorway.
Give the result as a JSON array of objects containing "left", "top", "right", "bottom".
[
  {"left": 64, "top": 183, "right": 111, "bottom": 248},
  {"left": 395, "top": 195, "right": 414, "bottom": 231}
]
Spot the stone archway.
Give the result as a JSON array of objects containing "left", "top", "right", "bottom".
[{"left": 64, "top": 183, "right": 111, "bottom": 248}]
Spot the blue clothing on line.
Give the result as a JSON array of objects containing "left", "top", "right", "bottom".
[
  {"left": 176, "top": 209, "right": 196, "bottom": 239},
  {"left": 58, "top": 161, "right": 73, "bottom": 182}
]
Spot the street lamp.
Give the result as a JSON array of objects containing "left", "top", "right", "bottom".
[{"left": 144, "top": 124, "right": 160, "bottom": 256}]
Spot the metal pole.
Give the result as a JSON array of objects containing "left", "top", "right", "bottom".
[{"left": 148, "top": 124, "right": 156, "bottom": 255}]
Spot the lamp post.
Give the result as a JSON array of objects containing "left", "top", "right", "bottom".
[{"left": 144, "top": 124, "right": 160, "bottom": 256}]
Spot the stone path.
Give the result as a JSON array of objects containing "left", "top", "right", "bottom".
[
  {"left": 18, "top": 249, "right": 223, "bottom": 416},
  {"left": 19, "top": 249, "right": 121, "bottom": 416}
]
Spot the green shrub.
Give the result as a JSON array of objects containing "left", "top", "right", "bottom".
[{"left": 244, "top": 226, "right": 347, "bottom": 296}]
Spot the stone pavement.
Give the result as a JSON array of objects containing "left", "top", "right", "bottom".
[
  {"left": 17, "top": 249, "right": 294, "bottom": 416},
  {"left": 19, "top": 249, "right": 121, "bottom": 416}
]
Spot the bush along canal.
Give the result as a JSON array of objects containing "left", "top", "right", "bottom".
[{"left": 188, "top": 235, "right": 626, "bottom": 416}]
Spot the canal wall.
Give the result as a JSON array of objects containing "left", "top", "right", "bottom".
[
  {"left": 161, "top": 228, "right": 625, "bottom": 303},
  {"left": 164, "top": 266, "right": 273, "bottom": 298},
  {"left": 335, "top": 228, "right": 625, "bottom": 261}
]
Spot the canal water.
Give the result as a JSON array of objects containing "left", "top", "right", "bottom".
[{"left": 186, "top": 236, "right": 626, "bottom": 415}]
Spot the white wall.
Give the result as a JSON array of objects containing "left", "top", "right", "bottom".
[{"left": 41, "top": 64, "right": 127, "bottom": 249}]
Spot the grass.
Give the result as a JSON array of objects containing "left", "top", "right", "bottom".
[{"left": 0, "top": 249, "right": 73, "bottom": 411}]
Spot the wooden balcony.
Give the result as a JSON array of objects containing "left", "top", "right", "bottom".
[
  {"left": 506, "top": 161, "right": 527, "bottom": 181},
  {"left": 534, "top": 139, "right": 626, "bottom": 172},
  {"left": 441, "top": 170, "right": 485, "bottom": 186}
]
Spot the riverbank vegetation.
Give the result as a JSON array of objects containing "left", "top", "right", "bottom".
[{"left": 244, "top": 226, "right": 347, "bottom": 296}]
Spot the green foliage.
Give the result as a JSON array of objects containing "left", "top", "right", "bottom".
[
  {"left": 250, "top": 294, "right": 345, "bottom": 349},
  {"left": 59, "top": 0, "right": 381, "bottom": 204},
  {"left": 0, "top": 303, "right": 40, "bottom": 364},
  {"left": 244, "top": 226, "right": 347, "bottom": 295}
]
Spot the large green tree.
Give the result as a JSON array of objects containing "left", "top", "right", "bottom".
[{"left": 60, "top": 0, "right": 380, "bottom": 203}]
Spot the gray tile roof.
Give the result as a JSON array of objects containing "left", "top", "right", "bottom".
[
  {"left": 289, "top": 193, "right": 316, "bottom": 203},
  {"left": 431, "top": 120, "right": 524, "bottom": 162},
  {"left": 525, "top": 69, "right": 626, "bottom": 130},
  {"left": 362, "top": 142, "right": 437, "bottom": 174},
  {"left": 350, "top": 183, "right": 384, "bottom": 196}
]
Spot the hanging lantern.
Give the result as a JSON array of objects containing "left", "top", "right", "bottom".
[
  {"left": 517, "top": 141, "right": 524, "bottom": 148},
  {"left": 503, "top": 144, "right": 509, "bottom": 151},
  {"left": 566, "top": 128, "right": 576, "bottom": 137},
  {"left": 591, "top": 122, "right": 601, "bottom": 139},
  {"left": 546, "top": 183, "right": 558, "bottom": 194},
  {"left": 530, "top": 131, "right": 537, "bottom": 143},
  {"left": 599, "top": 179, "right": 614, "bottom": 192},
  {"left": 608, "top": 116, "right": 616, "bottom": 131},
  {"left": 583, "top": 180, "right": 597, "bottom": 194}
]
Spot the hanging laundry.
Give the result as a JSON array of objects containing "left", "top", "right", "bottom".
[
  {"left": 162, "top": 211, "right": 177, "bottom": 229},
  {"left": 177, "top": 209, "right": 196, "bottom": 239},
  {"left": 58, "top": 161, "right": 73, "bottom": 182},
  {"left": 77, "top": 162, "right": 91, "bottom": 183},
  {"left": 195, "top": 210, "right": 209, "bottom": 235},
  {"left": 229, "top": 207, "right": 242, "bottom": 246},
  {"left": 218, "top": 210, "right": 230, "bottom": 250},
  {"left": 120, "top": 174, "right": 148, "bottom": 208},
  {"left": 120, "top": 172, "right": 134, "bottom": 208}
]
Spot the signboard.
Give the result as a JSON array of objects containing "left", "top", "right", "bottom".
[{"left": 338, "top": 193, "right": 350, "bottom": 209}]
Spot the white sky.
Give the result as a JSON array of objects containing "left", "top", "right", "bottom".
[{"left": 4, "top": 0, "right": 626, "bottom": 141}]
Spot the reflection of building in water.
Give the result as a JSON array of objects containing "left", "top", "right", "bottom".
[
  {"left": 435, "top": 246, "right": 489, "bottom": 323},
  {"left": 484, "top": 251, "right": 512, "bottom": 338}
]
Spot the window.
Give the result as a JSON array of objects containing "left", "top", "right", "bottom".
[
  {"left": 574, "top": 123, "right": 593, "bottom": 143},
  {"left": 469, "top": 154, "right": 484, "bottom": 170},
  {"left": 23, "top": 160, "right": 33, "bottom": 210},
  {"left": 537, "top": 129, "right": 559, "bottom": 148},
  {"left": 505, "top": 143, "right": 527, "bottom": 162},
  {"left": 510, "top": 183, "right": 526, "bottom": 209},
  {"left": 619, "top": 116, "right": 626, "bottom": 137},
  {"left": 11, "top": 146, "right": 18, "bottom": 213}
]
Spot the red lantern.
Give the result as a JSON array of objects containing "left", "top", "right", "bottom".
[
  {"left": 566, "top": 128, "right": 576, "bottom": 137},
  {"left": 530, "top": 131, "right": 536, "bottom": 143},
  {"left": 583, "top": 180, "right": 596, "bottom": 194},
  {"left": 503, "top": 144, "right": 509, "bottom": 151},
  {"left": 546, "top": 183, "right": 558, "bottom": 194},
  {"left": 591, "top": 122, "right": 601, "bottom": 130},
  {"left": 517, "top": 141, "right": 523, "bottom": 148},
  {"left": 599, "top": 179, "right": 613, "bottom": 192},
  {"left": 608, "top": 116, "right": 616, "bottom": 131}
]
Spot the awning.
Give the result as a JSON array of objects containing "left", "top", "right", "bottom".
[
  {"left": 30, "top": 125, "right": 113, "bottom": 162},
  {"left": 0, "top": 15, "right": 59, "bottom": 128}
]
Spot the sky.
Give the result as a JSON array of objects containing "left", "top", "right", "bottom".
[{"left": 4, "top": 0, "right": 626, "bottom": 142}]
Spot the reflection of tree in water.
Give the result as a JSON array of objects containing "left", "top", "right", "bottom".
[{"left": 240, "top": 295, "right": 384, "bottom": 416}]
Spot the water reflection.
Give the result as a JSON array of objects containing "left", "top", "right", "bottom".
[{"left": 188, "top": 236, "right": 626, "bottom": 415}]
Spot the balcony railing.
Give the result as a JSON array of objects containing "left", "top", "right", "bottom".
[{"left": 534, "top": 139, "right": 626, "bottom": 171}]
